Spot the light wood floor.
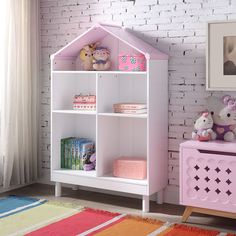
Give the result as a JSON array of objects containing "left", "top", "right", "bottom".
[{"left": 0, "top": 183, "right": 235, "bottom": 233}]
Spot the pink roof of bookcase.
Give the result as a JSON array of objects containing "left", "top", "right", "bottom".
[{"left": 53, "top": 23, "right": 168, "bottom": 60}]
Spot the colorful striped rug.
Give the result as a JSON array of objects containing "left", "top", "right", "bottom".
[{"left": 0, "top": 196, "right": 235, "bottom": 236}]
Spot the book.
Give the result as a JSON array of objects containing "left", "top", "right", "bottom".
[
  {"left": 61, "top": 137, "right": 74, "bottom": 169},
  {"left": 114, "top": 108, "right": 147, "bottom": 114},
  {"left": 60, "top": 137, "right": 95, "bottom": 170},
  {"left": 113, "top": 103, "right": 147, "bottom": 110},
  {"left": 71, "top": 139, "right": 76, "bottom": 170},
  {"left": 75, "top": 139, "right": 80, "bottom": 170}
]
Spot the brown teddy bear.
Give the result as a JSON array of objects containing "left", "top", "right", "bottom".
[{"left": 79, "top": 43, "right": 98, "bottom": 70}]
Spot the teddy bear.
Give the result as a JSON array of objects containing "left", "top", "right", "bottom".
[
  {"left": 92, "top": 47, "right": 111, "bottom": 71},
  {"left": 79, "top": 43, "right": 98, "bottom": 70},
  {"left": 192, "top": 111, "right": 215, "bottom": 141},
  {"left": 207, "top": 95, "right": 236, "bottom": 142}
]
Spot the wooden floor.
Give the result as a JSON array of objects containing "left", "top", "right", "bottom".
[{"left": 0, "top": 183, "right": 235, "bottom": 233}]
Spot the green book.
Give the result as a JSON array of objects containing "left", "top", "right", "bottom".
[
  {"left": 61, "top": 139, "right": 65, "bottom": 168},
  {"left": 75, "top": 139, "right": 80, "bottom": 170},
  {"left": 71, "top": 139, "right": 76, "bottom": 170},
  {"left": 68, "top": 139, "right": 72, "bottom": 169},
  {"left": 61, "top": 137, "right": 73, "bottom": 169}
]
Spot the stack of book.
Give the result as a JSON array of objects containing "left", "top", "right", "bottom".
[
  {"left": 73, "top": 94, "right": 96, "bottom": 111},
  {"left": 113, "top": 103, "right": 147, "bottom": 114},
  {"left": 61, "top": 137, "right": 95, "bottom": 171}
]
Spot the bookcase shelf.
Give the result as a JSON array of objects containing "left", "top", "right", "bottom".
[
  {"left": 51, "top": 23, "right": 168, "bottom": 212},
  {"left": 100, "top": 173, "right": 148, "bottom": 186},
  {"left": 52, "top": 71, "right": 147, "bottom": 75},
  {"left": 52, "top": 110, "right": 96, "bottom": 115},
  {"left": 98, "top": 112, "right": 147, "bottom": 119},
  {"left": 53, "top": 169, "right": 97, "bottom": 178}
]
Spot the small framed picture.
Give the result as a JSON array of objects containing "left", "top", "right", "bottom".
[{"left": 206, "top": 21, "right": 236, "bottom": 91}]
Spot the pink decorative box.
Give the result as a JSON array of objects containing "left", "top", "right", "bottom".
[
  {"left": 118, "top": 53, "right": 146, "bottom": 71},
  {"left": 73, "top": 94, "right": 96, "bottom": 111},
  {"left": 113, "top": 157, "right": 147, "bottom": 180}
]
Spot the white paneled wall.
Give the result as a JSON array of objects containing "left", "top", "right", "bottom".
[{"left": 40, "top": 0, "right": 236, "bottom": 203}]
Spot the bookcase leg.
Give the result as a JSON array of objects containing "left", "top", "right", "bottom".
[
  {"left": 55, "top": 182, "right": 62, "bottom": 197},
  {"left": 182, "top": 206, "right": 192, "bottom": 223},
  {"left": 156, "top": 189, "right": 164, "bottom": 204},
  {"left": 142, "top": 195, "right": 149, "bottom": 212}
]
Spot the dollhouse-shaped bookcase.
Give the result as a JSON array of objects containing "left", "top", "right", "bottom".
[{"left": 51, "top": 23, "right": 168, "bottom": 212}]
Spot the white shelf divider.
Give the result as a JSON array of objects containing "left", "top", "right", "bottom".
[
  {"left": 98, "top": 112, "right": 147, "bottom": 119},
  {"left": 53, "top": 169, "right": 97, "bottom": 178},
  {"left": 52, "top": 70, "right": 147, "bottom": 75},
  {"left": 52, "top": 110, "right": 96, "bottom": 115},
  {"left": 100, "top": 173, "right": 148, "bottom": 186}
]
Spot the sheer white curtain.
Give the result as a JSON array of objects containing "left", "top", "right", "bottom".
[{"left": 0, "top": 0, "right": 40, "bottom": 188}]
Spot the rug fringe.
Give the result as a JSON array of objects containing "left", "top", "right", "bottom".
[
  {"left": 84, "top": 208, "right": 121, "bottom": 217},
  {"left": 173, "top": 224, "right": 220, "bottom": 235},
  {"left": 125, "top": 215, "right": 164, "bottom": 225}
]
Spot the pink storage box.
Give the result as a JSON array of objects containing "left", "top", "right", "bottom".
[
  {"left": 113, "top": 157, "right": 147, "bottom": 180},
  {"left": 118, "top": 53, "right": 146, "bottom": 71}
]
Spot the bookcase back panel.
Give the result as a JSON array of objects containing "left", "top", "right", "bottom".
[
  {"left": 52, "top": 73, "right": 96, "bottom": 110},
  {"left": 51, "top": 113, "right": 96, "bottom": 170},
  {"left": 97, "top": 116, "right": 147, "bottom": 176},
  {"left": 97, "top": 74, "right": 147, "bottom": 113}
]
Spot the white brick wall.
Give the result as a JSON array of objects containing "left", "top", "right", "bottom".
[{"left": 40, "top": 0, "right": 236, "bottom": 197}]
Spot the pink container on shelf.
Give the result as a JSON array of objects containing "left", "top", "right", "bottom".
[
  {"left": 113, "top": 157, "right": 147, "bottom": 180},
  {"left": 118, "top": 53, "right": 146, "bottom": 71}
]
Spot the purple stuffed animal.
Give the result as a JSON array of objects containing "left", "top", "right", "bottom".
[{"left": 83, "top": 153, "right": 96, "bottom": 171}]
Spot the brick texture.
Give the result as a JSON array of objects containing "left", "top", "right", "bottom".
[{"left": 40, "top": 0, "right": 236, "bottom": 192}]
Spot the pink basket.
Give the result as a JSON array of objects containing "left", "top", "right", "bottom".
[
  {"left": 113, "top": 157, "right": 147, "bottom": 180},
  {"left": 118, "top": 53, "right": 146, "bottom": 71}
]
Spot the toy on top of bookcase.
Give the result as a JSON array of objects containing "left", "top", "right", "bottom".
[
  {"left": 79, "top": 42, "right": 99, "bottom": 71},
  {"left": 119, "top": 53, "right": 146, "bottom": 71},
  {"left": 93, "top": 47, "right": 111, "bottom": 71},
  {"left": 207, "top": 95, "right": 236, "bottom": 142},
  {"left": 192, "top": 111, "right": 215, "bottom": 141}
]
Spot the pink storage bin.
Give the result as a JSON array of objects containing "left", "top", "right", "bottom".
[
  {"left": 113, "top": 157, "right": 147, "bottom": 180},
  {"left": 118, "top": 53, "right": 146, "bottom": 71}
]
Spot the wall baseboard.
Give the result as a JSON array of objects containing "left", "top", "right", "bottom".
[{"left": 0, "top": 182, "right": 36, "bottom": 194}]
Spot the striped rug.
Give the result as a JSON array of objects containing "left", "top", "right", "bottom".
[{"left": 0, "top": 196, "right": 235, "bottom": 236}]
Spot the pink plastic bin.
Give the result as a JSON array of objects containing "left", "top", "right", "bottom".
[
  {"left": 118, "top": 53, "right": 146, "bottom": 71},
  {"left": 113, "top": 157, "right": 147, "bottom": 180}
]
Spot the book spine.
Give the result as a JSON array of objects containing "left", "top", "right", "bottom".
[
  {"left": 71, "top": 139, "right": 75, "bottom": 170},
  {"left": 113, "top": 104, "right": 146, "bottom": 110},
  {"left": 114, "top": 108, "right": 147, "bottom": 114},
  {"left": 69, "top": 139, "right": 72, "bottom": 169},
  {"left": 75, "top": 139, "right": 80, "bottom": 170},
  {"left": 61, "top": 139, "right": 65, "bottom": 168},
  {"left": 64, "top": 139, "right": 68, "bottom": 169}
]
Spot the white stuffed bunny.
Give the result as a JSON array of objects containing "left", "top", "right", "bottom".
[
  {"left": 192, "top": 112, "right": 215, "bottom": 141},
  {"left": 208, "top": 95, "right": 236, "bottom": 142}
]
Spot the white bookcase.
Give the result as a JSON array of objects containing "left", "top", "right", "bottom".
[{"left": 51, "top": 24, "right": 168, "bottom": 212}]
